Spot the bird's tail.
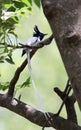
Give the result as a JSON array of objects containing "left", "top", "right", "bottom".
[
  {"left": 26, "top": 50, "right": 51, "bottom": 122},
  {"left": 27, "top": 50, "right": 31, "bottom": 72}
]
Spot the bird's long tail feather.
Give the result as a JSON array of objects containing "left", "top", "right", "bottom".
[{"left": 26, "top": 50, "right": 51, "bottom": 122}]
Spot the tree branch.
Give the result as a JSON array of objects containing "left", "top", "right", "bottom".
[
  {"left": 0, "top": 93, "right": 81, "bottom": 130},
  {"left": 54, "top": 87, "right": 77, "bottom": 124},
  {"left": 7, "top": 35, "right": 53, "bottom": 96},
  {"left": 0, "top": 35, "right": 53, "bottom": 49},
  {"left": 19, "top": 34, "right": 53, "bottom": 49}
]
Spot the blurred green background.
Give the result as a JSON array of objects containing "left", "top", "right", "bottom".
[{"left": 0, "top": 3, "right": 81, "bottom": 130}]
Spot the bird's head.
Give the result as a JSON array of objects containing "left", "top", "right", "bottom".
[{"left": 33, "top": 25, "right": 47, "bottom": 40}]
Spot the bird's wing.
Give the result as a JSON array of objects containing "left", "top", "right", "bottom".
[
  {"left": 26, "top": 37, "right": 40, "bottom": 46},
  {"left": 22, "top": 37, "right": 40, "bottom": 56}
]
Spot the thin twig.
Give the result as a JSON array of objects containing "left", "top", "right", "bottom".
[
  {"left": 54, "top": 81, "right": 77, "bottom": 124},
  {"left": 56, "top": 80, "right": 71, "bottom": 115},
  {"left": 56, "top": 85, "right": 71, "bottom": 115}
]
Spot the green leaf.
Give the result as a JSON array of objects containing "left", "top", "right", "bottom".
[
  {"left": 8, "top": 50, "right": 12, "bottom": 58},
  {"left": 27, "top": 7, "right": 32, "bottom": 11},
  {"left": 7, "top": 6, "right": 16, "bottom": 12},
  {"left": 3, "top": 0, "right": 11, "bottom": 4},
  {"left": 8, "top": 17, "right": 18, "bottom": 24},
  {"left": 0, "top": 82, "right": 9, "bottom": 91},
  {"left": 4, "top": 45, "right": 8, "bottom": 53},
  {"left": 0, "top": 56, "right": 4, "bottom": 60},
  {"left": 28, "top": 0, "right": 32, "bottom": 5},
  {"left": 18, "top": 94, "right": 22, "bottom": 100},
  {"left": 22, "top": 0, "right": 32, "bottom": 6},
  {"left": 5, "top": 57, "right": 15, "bottom": 64},
  {"left": 0, "top": 60, "right": 4, "bottom": 63},
  {"left": 34, "top": 0, "right": 41, "bottom": 8},
  {"left": 0, "top": 32, "right": 3, "bottom": 37},
  {"left": 12, "top": 16, "right": 19, "bottom": 23},
  {"left": 21, "top": 77, "right": 31, "bottom": 88},
  {"left": 13, "top": 1, "right": 27, "bottom": 9},
  {"left": 8, "top": 31, "right": 17, "bottom": 38}
]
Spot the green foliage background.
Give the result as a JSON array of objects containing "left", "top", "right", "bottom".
[{"left": 0, "top": 0, "right": 81, "bottom": 130}]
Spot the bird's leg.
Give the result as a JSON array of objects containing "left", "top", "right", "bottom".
[{"left": 55, "top": 79, "right": 72, "bottom": 116}]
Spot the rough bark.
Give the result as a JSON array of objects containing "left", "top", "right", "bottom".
[
  {"left": 0, "top": 93, "right": 81, "bottom": 130},
  {"left": 41, "top": 0, "right": 81, "bottom": 109}
]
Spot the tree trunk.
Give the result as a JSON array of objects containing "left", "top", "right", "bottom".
[{"left": 41, "top": 0, "right": 81, "bottom": 109}]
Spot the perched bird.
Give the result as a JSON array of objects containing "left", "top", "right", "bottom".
[
  {"left": 22, "top": 25, "right": 47, "bottom": 56},
  {"left": 21, "top": 26, "right": 51, "bottom": 122}
]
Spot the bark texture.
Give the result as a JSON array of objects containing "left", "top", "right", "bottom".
[
  {"left": 41, "top": 0, "right": 81, "bottom": 109},
  {"left": 0, "top": 93, "right": 80, "bottom": 130}
]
